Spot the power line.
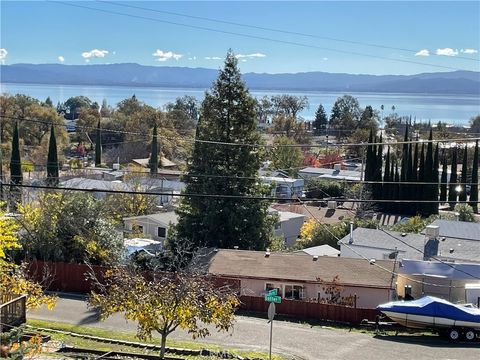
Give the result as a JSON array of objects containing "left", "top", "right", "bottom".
[
  {"left": 3, "top": 115, "right": 480, "bottom": 148},
  {"left": 49, "top": 0, "right": 471, "bottom": 72},
  {"left": 99, "top": 0, "right": 480, "bottom": 63}
]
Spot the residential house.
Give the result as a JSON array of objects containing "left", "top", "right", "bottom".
[
  {"left": 269, "top": 208, "right": 305, "bottom": 246},
  {"left": 59, "top": 177, "right": 129, "bottom": 199},
  {"left": 297, "top": 244, "right": 340, "bottom": 257},
  {"left": 261, "top": 176, "right": 304, "bottom": 199},
  {"left": 123, "top": 211, "right": 178, "bottom": 243},
  {"left": 206, "top": 249, "right": 395, "bottom": 308},
  {"left": 338, "top": 225, "right": 480, "bottom": 263},
  {"left": 298, "top": 164, "right": 362, "bottom": 182}
]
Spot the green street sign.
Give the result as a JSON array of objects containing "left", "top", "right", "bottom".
[
  {"left": 267, "top": 289, "right": 277, "bottom": 296},
  {"left": 265, "top": 295, "right": 281, "bottom": 303}
]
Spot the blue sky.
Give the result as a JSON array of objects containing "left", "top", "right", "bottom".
[{"left": 1, "top": 1, "right": 479, "bottom": 75}]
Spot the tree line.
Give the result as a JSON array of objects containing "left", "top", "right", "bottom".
[{"left": 364, "top": 124, "right": 479, "bottom": 215}]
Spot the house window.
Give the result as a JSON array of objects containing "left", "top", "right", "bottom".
[
  {"left": 284, "top": 285, "right": 304, "bottom": 300},
  {"left": 157, "top": 227, "right": 167, "bottom": 238},
  {"left": 265, "top": 283, "right": 282, "bottom": 297}
]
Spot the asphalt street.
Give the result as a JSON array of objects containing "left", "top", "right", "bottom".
[{"left": 29, "top": 295, "right": 480, "bottom": 360}]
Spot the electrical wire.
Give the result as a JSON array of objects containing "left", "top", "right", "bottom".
[
  {"left": 48, "top": 0, "right": 471, "bottom": 72},
  {"left": 99, "top": 0, "right": 480, "bottom": 63}
]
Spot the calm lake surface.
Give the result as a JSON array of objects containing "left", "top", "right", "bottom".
[{"left": 1, "top": 82, "right": 479, "bottom": 124}]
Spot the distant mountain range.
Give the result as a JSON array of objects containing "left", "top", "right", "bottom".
[{"left": 1, "top": 63, "right": 479, "bottom": 95}]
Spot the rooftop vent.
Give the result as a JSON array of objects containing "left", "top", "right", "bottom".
[
  {"left": 112, "top": 163, "right": 120, "bottom": 171},
  {"left": 313, "top": 255, "right": 319, "bottom": 261},
  {"left": 328, "top": 201, "right": 337, "bottom": 210},
  {"left": 401, "top": 233, "right": 407, "bottom": 237},
  {"left": 333, "top": 163, "right": 341, "bottom": 171},
  {"left": 234, "top": 246, "right": 239, "bottom": 250},
  {"left": 265, "top": 251, "right": 271, "bottom": 258},
  {"left": 449, "top": 248, "right": 454, "bottom": 254},
  {"left": 425, "top": 225, "right": 440, "bottom": 239}
]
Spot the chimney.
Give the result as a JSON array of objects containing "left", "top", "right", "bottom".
[
  {"left": 424, "top": 225, "right": 440, "bottom": 260},
  {"left": 333, "top": 163, "right": 341, "bottom": 172},
  {"left": 349, "top": 221, "right": 354, "bottom": 244}
]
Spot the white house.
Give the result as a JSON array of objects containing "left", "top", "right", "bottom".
[
  {"left": 269, "top": 208, "right": 305, "bottom": 246},
  {"left": 260, "top": 176, "right": 304, "bottom": 199},
  {"left": 298, "top": 164, "right": 362, "bottom": 182},
  {"left": 123, "top": 211, "right": 178, "bottom": 243}
]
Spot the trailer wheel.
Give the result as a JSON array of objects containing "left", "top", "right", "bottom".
[
  {"left": 464, "top": 329, "right": 476, "bottom": 341},
  {"left": 448, "top": 328, "right": 460, "bottom": 341}
]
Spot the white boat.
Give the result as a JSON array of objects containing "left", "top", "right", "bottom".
[{"left": 377, "top": 296, "right": 480, "bottom": 341}]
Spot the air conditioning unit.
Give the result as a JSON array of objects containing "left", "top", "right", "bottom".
[
  {"left": 327, "top": 201, "right": 337, "bottom": 209},
  {"left": 112, "top": 163, "right": 120, "bottom": 170},
  {"left": 425, "top": 225, "right": 439, "bottom": 238}
]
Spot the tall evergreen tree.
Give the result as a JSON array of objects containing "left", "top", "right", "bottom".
[
  {"left": 373, "top": 135, "right": 383, "bottom": 199},
  {"left": 423, "top": 129, "right": 434, "bottom": 215},
  {"left": 9, "top": 122, "right": 23, "bottom": 209},
  {"left": 411, "top": 142, "right": 419, "bottom": 213},
  {"left": 439, "top": 151, "right": 448, "bottom": 203},
  {"left": 399, "top": 124, "right": 409, "bottom": 211},
  {"left": 432, "top": 144, "right": 440, "bottom": 214},
  {"left": 176, "top": 51, "right": 273, "bottom": 250},
  {"left": 448, "top": 148, "right": 458, "bottom": 209},
  {"left": 393, "top": 162, "right": 400, "bottom": 213},
  {"left": 459, "top": 145, "right": 468, "bottom": 202},
  {"left": 46, "top": 125, "right": 59, "bottom": 186},
  {"left": 470, "top": 140, "right": 479, "bottom": 213},
  {"left": 365, "top": 129, "right": 375, "bottom": 181},
  {"left": 95, "top": 120, "right": 102, "bottom": 167},
  {"left": 417, "top": 143, "right": 425, "bottom": 213},
  {"left": 313, "top": 104, "right": 328, "bottom": 135},
  {"left": 382, "top": 146, "right": 391, "bottom": 210},
  {"left": 149, "top": 123, "right": 159, "bottom": 175}
]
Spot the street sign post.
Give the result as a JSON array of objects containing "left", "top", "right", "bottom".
[{"left": 264, "top": 291, "right": 280, "bottom": 360}]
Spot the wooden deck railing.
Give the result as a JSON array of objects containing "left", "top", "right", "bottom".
[{"left": 0, "top": 294, "right": 27, "bottom": 333}]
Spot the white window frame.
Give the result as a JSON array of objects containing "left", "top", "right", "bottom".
[{"left": 283, "top": 283, "right": 305, "bottom": 300}]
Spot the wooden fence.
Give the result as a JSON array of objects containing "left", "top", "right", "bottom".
[
  {"left": 239, "top": 296, "right": 379, "bottom": 324},
  {"left": 0, "top": 294, "right": 27, "bottom": 332}
]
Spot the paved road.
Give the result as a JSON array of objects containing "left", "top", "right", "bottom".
[{"left": 29, "top": 296, "right": 480, "bottom": 360}]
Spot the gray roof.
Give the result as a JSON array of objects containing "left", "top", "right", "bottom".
[
  {"left": 299, "top": 167, "right": 362, "bottom": 179},
  {"left": 338, "top": 227, "right": 480, "bottom": 263},
  {"left": 422, "top": 219, "right": 480, "bottom": 242},
  {"left": 299, "top": 245, "right": 340, "bottom": 257},
  {"left": 60, "top": 178, "right": 129, "bottom": 191},
  {"left": 123, "top": 211, "right": 179, "bottom": 226}
]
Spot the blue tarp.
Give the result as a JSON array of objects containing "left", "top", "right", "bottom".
[{"left": 377, "top": 296, "right": 480, "bottom": 323}]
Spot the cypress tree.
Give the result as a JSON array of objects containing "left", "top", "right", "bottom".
[
  {"left": 393, "top": 162, "right": 400, "bottom": 213},
  {"left": 365, "top": 129, "right": 374, "bottom": 181},
  {"left": 373, "top": 135, "right": 383, "bottom": 200},
  {"left": 10, "top": 122, "right": 23, "bottom": 209},
  {"left": 176, "top": 51, "right": 272, "bottom": 250},
  {"left": 46, "top": 125, "right": 59, "bottom": 187},
  {"left": 470, "top": 140, "right": 478, "bottom": 213},
  {"left": 149, "top": 123, "right": 159, "bottom": 175},
  {"left": 417, "top": 143, "right": 425, "bottom": 214},
  {"left": 439, "top": 151, "right": 448, "bottom": 203},
  {"left": 389, "top": 158, "right": 395, "bottom": 209},
  {"left": 399, "top": 124, "right": 409, "bottom": 211},
  {"left": 95, "top": 120, "right": 102, "bottom": 167},
  {"left": 382, "top": 146, "right": 391, "bottom": 210},
  {"left": 448, "top": 147, "right": 458, "bottom": 209},
  {"left": 423, "top": 129, "right": 434, "bottom": 215},
  {"left": 459, "top": 145, "right": 468, "bottom": 202},
  {"left": 412, "top": 142, "right": 419, "bottom": 213},
  {"left": 432, "top": 144, "right": 439, "bottom": 214}
]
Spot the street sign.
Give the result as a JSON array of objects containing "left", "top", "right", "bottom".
[
  {"left": 264, "top": 295, "right": 281, "bottom": 303},
  {"left": 267, "top": 289, "right": 277, "bottom": 296},
  {"left": 267, "top": 302, "right": 275, "bottom": 321}
]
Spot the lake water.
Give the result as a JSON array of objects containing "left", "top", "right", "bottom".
[{"left": 1, "top": 82, "right": 479, "bottom": 124}]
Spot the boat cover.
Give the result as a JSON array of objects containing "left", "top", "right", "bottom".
[{"left": 377, "top": 296, "right": 480, "bottom": 323}]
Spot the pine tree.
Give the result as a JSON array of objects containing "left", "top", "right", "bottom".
[
  {"left": 440, "top": 151, "right": 448, "bottom": 203},
  {"left": 470, "top": 140, "right": 479, "bottom": 213},
  {"left": 149, "top": 123, "right": 159, "bottom": 175},
  {"left": 95, "top": 120, "right": 102, "bottom": 167},
  {"left": 459, "top": 145, "right": 468, "bottom": 202},
  {"left": 448, "top": 148, "right": 458, "bottom": 209},
  {"left": 313, "top": 104, "right": 328, "bottom": 135},
  {"left": 176, "top": 51, "right": 273, "bottom": 250},
  {"left": 46, "top": 125, "right": 59, "bottom": 186}
]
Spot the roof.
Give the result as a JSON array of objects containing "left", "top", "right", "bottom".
[
  {"left": 422, "top": 219, "right": 480, "bottom": 242},
  {"left": 207, "top": 249, "right": 394, "bottom": 289},
  {"left": 132, "top": 157, "right": 177, "bottom": 168},
  {"left": 299, "top": 244, "right": 340, "bottom": 257},
  {"left": 268, "top": 208, "right": 305, "bottom": 221},
  {"left": 123, "top": 211, "right": 179, "bottom": 226},
  {"left": 60, "top": 177, "right": 129, "bottom": 191},
  {"left": 299, "top": 167, "right": 362, "bottom": 180},
  {"left": 338, "top": 228, "right": 480, "bottom": 263},
  {"left": 399, "top": 259, "right": 480, "bottom": 280}
]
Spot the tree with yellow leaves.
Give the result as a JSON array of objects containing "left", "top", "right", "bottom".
[{"left": 90, "top": 261, "right": 239, "bottom": 359}]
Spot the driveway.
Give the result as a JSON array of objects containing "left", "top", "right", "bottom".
[{"left": 29, "top": 295, "right": 480, "bottom": 360}]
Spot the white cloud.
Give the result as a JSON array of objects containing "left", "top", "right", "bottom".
[
  {"left": 0, "top": 48, "right": 7, "bottom": 64},
  {"left": 205, "top": 56, "right": 222, "bottom": 60},
  {"left": 436, "top": 48, "right": 458, "bottom": 57},
  {"left": 58, "top": 56, "right": 65, "bottom": 63},
  {"left": 152, "top": 49, "right": 183, "bottom": 61},
  {"left": 323, "top": 57, "right": 328, "bottom": 61},
  {"left": 235, "top": 53, "right": 266, "bottom": 59},
  {"left": 461, "top": 48, "right": 478, "bottom": 54},
  {"left": 414, "top": 49, "right": 430, "bottom": 57},
  {"left": 82, "top": 49, "right": 109, "bottom": 60}
]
